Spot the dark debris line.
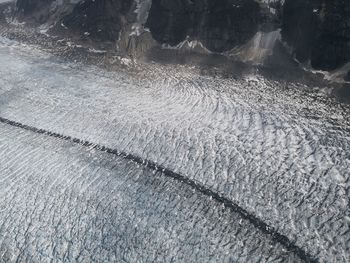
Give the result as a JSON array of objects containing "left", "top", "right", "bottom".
[{"left": 0, "top": 116, "right": 318, "bottom": 263}]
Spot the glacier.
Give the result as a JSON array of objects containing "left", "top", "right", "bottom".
[{"left": 0, "top": 36, "right": 349, "bottom": 262}]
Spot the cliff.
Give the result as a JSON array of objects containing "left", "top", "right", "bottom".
[
  {"left": 282, "top": 0, "right": 350, "bottom": 70},
  {"left": 10, "top": 0, "right": 350, "bottom": 75}
]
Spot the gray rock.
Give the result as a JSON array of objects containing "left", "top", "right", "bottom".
[
  {"left": 146, "top": 0, "right": 261, "bottom": 52},
  {"left": 282, "top": 0, "right": 350, "bottom": 70}
]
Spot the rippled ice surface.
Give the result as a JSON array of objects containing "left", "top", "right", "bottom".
[
  {"left": 0, "top": 36, "right": 349, "bottom": 261},
  {"left": 0, "top": 122, "right": 300, "bottom": 262}
]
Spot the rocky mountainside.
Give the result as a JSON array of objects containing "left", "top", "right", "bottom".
[
  {"left": 282, "top": 0, "right": 350, "bottom": 71},
  {"left": 9, "top": 0, "right": 350, "bottom": 75},
  {"left": 146, "top": 0, "right": 262, "bottom": 52}
]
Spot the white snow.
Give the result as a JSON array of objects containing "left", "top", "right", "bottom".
[
  {"left": 0, "top": 37, "right": 349, "bottom": 262},
  {"left": 131, "top": 0, "right": 152, "bottom": 36}
]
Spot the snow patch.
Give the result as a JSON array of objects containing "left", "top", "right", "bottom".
[
  {"left": 131, "top": 0, "right": 152, "bottom": 36},
  {"left": 88, "top": 48, "right": 107, "bottom": 54},
  {"left": 161, "top": 37, "right": 211, "bottom": 54},
  {"left": 309, "top": 62, "right": 350, "bottom": 84}
]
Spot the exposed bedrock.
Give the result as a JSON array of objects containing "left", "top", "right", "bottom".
[
  {"left": 16, "top": 0, "right": 54, "bottom": 23},
  {"left": 345, "top": 71, "right": 350, "bottom": 82},
  {"left": 13, "top": 0, "right": 274, "bottom": 52},
  {"left": 146, "top": 0, "right": 261, "bottom": 52},
  {"left": 12, "top": 0, "right": 350, "bottom": 71},
  {"left": 14, "top": 0, "right": 137, "bottom": 42},
  {"left": 16, "top": 0, "right": 51, "bottom": 14},
  {"left": 311, "top": 0, "right": 350, "bottom": 70},
  {"left": 61, "top": 0, "right": 134, "bottom": 42},
  {"left": 282, "top": 0, "right": 350, "bottom": 70}
]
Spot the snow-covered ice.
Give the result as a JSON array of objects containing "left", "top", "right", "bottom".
[
  {"left": 0, "top": 37, "right": 349, "bottom": 262},
  {"left": 0, "top": 122, "right": 300, "bottom": 262}
]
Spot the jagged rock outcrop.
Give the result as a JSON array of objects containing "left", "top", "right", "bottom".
[
  {"left": 15, "top": 0, "right": 273, "bottom": 52},
  {"left": 11, "top": 0, "right": 350, "bottom": 72}
]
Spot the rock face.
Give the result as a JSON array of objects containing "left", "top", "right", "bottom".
[
  {"left": 16, "top": 0, "right": 54, "bottom": 23},
  {"left": 311, "top": 0, "right": 350, "bottom": 70},
  {"left": 282, "top": 0, "right": 350, "bottom": 70},
  {"left": 281, "top": 0, "right": 319, "bottom": 63},
  {"left": 62, "top": 0, "right": 134, "bottom": 42},
  {"left": 146, "top": 0, "right": 261, "bottom": 52},
  {"left": 345, "top": 71, "right": 350, "bottom": 82},
  {"left": 12, "top": 0, "right": 350, "bottom": 71},
  {"left": 16, "top": 0, "right": 51, "bottom": 14}
]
